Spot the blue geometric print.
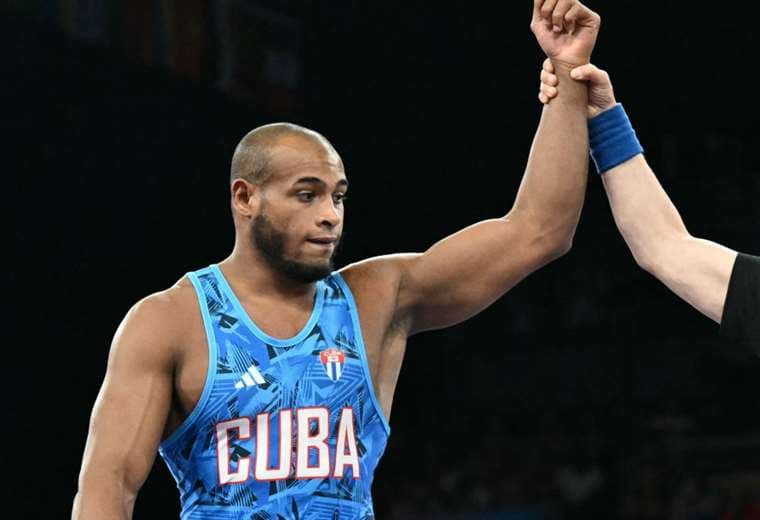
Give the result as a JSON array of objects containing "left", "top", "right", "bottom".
[{"left": 158, "top": 265, "right": 390, "bottom": 519}]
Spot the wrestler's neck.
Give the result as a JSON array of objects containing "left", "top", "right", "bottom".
[{"left": 220, "top": 240, "right": 318, "bottom": 305}]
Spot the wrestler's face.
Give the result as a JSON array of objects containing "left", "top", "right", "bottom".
[{"left": 250, "top": 136, "right": 346, "bottom": 283}]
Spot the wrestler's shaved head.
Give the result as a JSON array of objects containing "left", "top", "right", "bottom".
[
  {"left": 228, "top": 122, "right": 347, "bottom": 284},
  {"left": 230, "top": 123, "right": 340, "bottom": 186}
]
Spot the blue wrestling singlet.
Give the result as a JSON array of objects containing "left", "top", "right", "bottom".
[{"left": 158, "top": 264, "right": 390, "bottom": 519}]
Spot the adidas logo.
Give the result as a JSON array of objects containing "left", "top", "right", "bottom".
[{"left": 234, "top": 364, "right": 267, "bottom": 389}]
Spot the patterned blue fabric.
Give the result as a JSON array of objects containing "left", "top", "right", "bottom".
[{"left": 158, "top": 265, "right": 390, "bottom": 519}]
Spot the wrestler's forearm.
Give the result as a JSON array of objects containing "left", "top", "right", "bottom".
[{"left": 512, "top": 61, "right": 590, "bottom": 253}]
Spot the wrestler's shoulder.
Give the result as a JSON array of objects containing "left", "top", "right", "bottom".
[
  {"left": 126, "top": 275, "right": 199, "bottom": 336},
  {"left": 338, "top": 254, "right": 420, "bottom": 320},
  {"left": 339, "top": 254, "right": 417, "bottom": 292}
]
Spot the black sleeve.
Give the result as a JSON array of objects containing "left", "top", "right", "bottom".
[{"left": 720, "top": 253, "right": 760, "bottom": 357}]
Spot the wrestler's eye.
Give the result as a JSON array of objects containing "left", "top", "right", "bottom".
[
  {"left": 333, "top": 193, "right": 348, "bottom": 204},
  {"left": 297, "top": 191, "right": 315, "bottom": 202}
]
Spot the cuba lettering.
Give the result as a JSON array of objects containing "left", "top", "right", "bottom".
[{"left": 215, "top": 406, "right": 360, "bottom": 484}]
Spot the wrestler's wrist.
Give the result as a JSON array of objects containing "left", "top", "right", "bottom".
[{"left": 550, "top": 57, "right": 591, "bottom": 72}]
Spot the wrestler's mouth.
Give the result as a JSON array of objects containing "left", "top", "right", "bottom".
[{"left": 307, "top": 236, "right": 338, "bottom": 245}]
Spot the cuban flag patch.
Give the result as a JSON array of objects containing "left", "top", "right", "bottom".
[{"left": 319, "top": 347, "right": 345, "bottom": 382}]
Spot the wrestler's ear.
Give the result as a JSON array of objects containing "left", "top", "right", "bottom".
[{"left": 231, "top": 178, "right": 260, "bottom": 219}]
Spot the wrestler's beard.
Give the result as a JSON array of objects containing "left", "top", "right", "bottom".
[{"left": 251, "top": 212, "right": 339, "bottom": 284}]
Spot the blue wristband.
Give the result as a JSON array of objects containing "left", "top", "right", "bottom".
[{"left": 588, "top": 103, "right": 643, "bottom": 175}]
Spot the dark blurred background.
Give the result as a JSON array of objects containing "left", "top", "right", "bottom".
[{"left": 5, "top": 1, "right": 760, "bottom": 518}]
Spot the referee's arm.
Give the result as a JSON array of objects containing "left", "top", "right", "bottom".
[
  {"left": 601, "top": 154, "right": 738, "bottom": 324},
  {"left": 600, "top": 139, "right": 760, "bottom": 355},
  {"left": 720, "top": 254, "right": 760, "bottom": 355},
  {"left": 538, "top": 61, "right": 760, "bottom": 354}
]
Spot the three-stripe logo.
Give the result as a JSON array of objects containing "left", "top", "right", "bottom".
[{"left": 235, "top": 364, "right": 267, "bottom": 389}]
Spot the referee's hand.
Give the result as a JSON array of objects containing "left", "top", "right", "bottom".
[
  {"left": 538, "top": 59, "right": 617, "bottom": 119},
  {"left": 531, "top": 0, "right": 601, "bottom": 67}
]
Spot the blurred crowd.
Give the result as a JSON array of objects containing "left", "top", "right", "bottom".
[{"left": 375, "top": 393, "right": 760, "bottom": 519}]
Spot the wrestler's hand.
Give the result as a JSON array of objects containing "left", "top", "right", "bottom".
[
  {"left": 531, "top": 0, "right": 601, "bottom": 66},
  {"left": 538, "top": 58, "right": 617, "bottom": 118}
]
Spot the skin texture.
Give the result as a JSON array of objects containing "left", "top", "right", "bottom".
[
  {"left": 72, "top": 1, "right": 600, "bottom": 518},
  {"left": 538, "top": 59, "right": 738, "bottom": 323}
]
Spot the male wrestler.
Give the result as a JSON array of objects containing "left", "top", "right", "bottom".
[
  {"left": 72, "top": 1, "right": 601, "bottom": 518},
  {"left": 538, "top": 59, "right": 759, "bottom": 355}
]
